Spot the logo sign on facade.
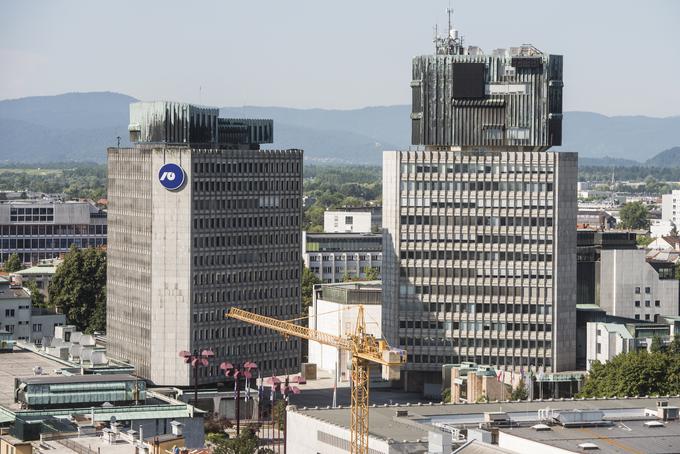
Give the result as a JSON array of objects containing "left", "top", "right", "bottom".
[{"left": 158, "top": 163, "right": 186, "bottom": 191}]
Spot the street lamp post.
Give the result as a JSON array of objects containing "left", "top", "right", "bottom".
[
  {"left": 179, "top": 349, "right": 214, "bottom": 407},
  {"left": 220, "top": 361, "right": 257, "bottom": 436}
]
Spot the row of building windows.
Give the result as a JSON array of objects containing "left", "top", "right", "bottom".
[
  {"left": 309, "top": 254, "right": 381, "bottom": 262},
  {"left": 399, "top": 303, "right": 552, "bottom": 316},
  {"left": 192, "top": 251, "right": 299, "bottom": 267},
  {"left": 402, "top": 198, "right": 554, "bottom": 208},
  {"left": 401, "top": 163, "right": 555, "bottom": 175},
  {"left": 192, "top": 286, "right": 300, "bottom": 304},
  {"left": 401, "top": 215, "right": 554, "bottom": 227},
  {"left": 193, "top": 179, "right": 300, "bottom": 193},
  {"left": 401, "top": 337, "right": 553, "bottom": 349},
  {"left": 193, "top": 214, "right": 299, "bottom": 230},
  {"left": 1, "top": 237, "right": 106, "bottom": 250},
  {"left": 400, "top": 234, "right": 553, "bottom": 245},
  {"left": 402, "top": 267, "right": 551, "bottom": 280},
  {"left": 400, "top": 181, "right": 554, "bottom": 192},
  {"left": 193, "top": 160, "right": 300, "bottom": 176},
  {"left": 193, "top": 268, "right": 299, "bottom": 286},
  {"left": 193, "top": 232, "right": 299, "bottom": 249},
  {"left": 399, "top": 250, "right": 553, "bottom": 262},
  {"left": 193, "top": 196, "right": 300, "bottom": 211},
  {"left": 0, "top": 224, "right": 107, "bottom": 235},
  {"left": 408, "top": 354, "right": 552, "bottom": 368}
]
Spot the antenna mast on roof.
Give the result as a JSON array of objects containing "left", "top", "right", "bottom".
[{"left": 434, "top": 2, "right": 464, "bottom": 55}]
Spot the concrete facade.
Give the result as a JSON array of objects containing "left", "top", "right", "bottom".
[
  {"left": 599, "top": 249, "right": 679, "bottom": 321},
  {"left": 323, "top": 210, "right": 372, "bottom": 233},
  {"left": 107, "top": 102, "right": 302, "bottom": 386},
  {"left": 383, "top": 150, "right": 577, "bottom": 377}
]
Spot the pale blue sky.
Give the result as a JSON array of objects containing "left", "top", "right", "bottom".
[{"left": 1, "top": 0, "right": 679, "bottom": 116}]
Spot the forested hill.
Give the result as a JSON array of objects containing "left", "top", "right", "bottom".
[{"left": 1, "top": 92, "right": 679, "bottom": 165}]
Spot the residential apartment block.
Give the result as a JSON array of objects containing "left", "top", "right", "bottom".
[
  {"left": 107, "top": 101, "right": 302, "bottom": 385},
  {"left": 382, "top": 25, "right": 576, "bottom": 388},
  {"left": 661, "top": 189, "right": 680, "bottom": 228},
  {"left": 0, "top": 275, "right": 65, "bottom": 344}
]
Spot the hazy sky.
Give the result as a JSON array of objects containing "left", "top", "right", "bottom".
[{"left": 1, "top": 0, "right": 679, "bottom": 116}]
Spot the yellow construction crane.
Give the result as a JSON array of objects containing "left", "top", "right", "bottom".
[{"left": 226, "top": 306, "right": 406, "bottom": 454}]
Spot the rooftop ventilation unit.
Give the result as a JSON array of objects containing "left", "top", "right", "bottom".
[
  {"left": 578, "top": 442, "right": 599, "bottom": 451},
  {"left": 658, "top": 406, "right": 679, "bottom": 421},
  {"left": 556, "top": 410, "right": 609, "bottom": 427},
  {"left": 644, "top": 420, "right": 665, "bottom": 428}
]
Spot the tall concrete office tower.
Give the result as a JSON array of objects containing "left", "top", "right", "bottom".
[
  {"left": 382, "top": 21, "right": 577, "bottom": 389},
  {"left": 107, "top": 102, "right": 302, "bottom": 385}
]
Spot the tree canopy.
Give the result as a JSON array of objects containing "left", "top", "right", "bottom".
[
  {"left": 212, "top": 429, "right": 273, "bottom": 454},
  {"left": 48, "top": 245, "right": 107, "bottom": 333},
  {"left": 301, "top": 264, "right": 321, "bottom": 317},
  {"left": 579, "top": 350, "right": 680, "bottom": 398},
  {"left": 3, "top": 253, "right": 23, "bottom": 272},
  {"left": 618, "top": 201, "right": 650, "bottom": 230},
  {"left": 24, "top": 280, "right": 46, "bottom": 308}
]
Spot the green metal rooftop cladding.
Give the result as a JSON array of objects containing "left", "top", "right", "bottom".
[{"left": 14, "top": 374, "right": 146, "bottom": 409}]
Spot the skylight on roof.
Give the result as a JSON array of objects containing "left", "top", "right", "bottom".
[
  {"left": 644, "top": 420, "right": 665, "bottom": 427},
  {"left": 578, "top": 442, "right": 599, "bottom": 450}
]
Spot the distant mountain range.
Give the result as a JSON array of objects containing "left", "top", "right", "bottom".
[{"left": 0, "top": 92, "right": 679, "bottom": 166}]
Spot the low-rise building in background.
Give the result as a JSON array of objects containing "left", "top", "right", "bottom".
[
  {"left": 0, "top": 198, "right": 106, "bottom": 267},
  {"left": 303, "top": 232, "right": 382, "bottom": 283}
]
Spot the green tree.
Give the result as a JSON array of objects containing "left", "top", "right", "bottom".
[
  {"left": 650, "top": 335, "right": 665, "bottom": 353},
  {"left": 48, "top": 245, "right": 106, "bottom": 333},
  {"left": 3, "top": 253, "right": 23, "bottom": 272},
  {"left": 272, "top": 400, "right": 286, "bottom": 431},
  {"left": 618, "top": 201, "right": 650, "bottom": 230},
  {"left": 364, "top": 266, "right": 380, "bottom": 281},
  {"left": 441, "top": 388, "right": 451, "bottom": 403},
  {"left": 578, "top": 350, "right": 680, "bottom": 398},
  {"left": 668, "top": 336, "right": 680, "bottom": 355},
  {"left": 301, "top": 264, "right": 321, "bottom": 317},
  {"left": 212, "top": 428, "right": 272, "bottom": 454},
  {"left": 636, "top": 235, "right": 653, "bottom": 247},
  {"left": 24, "top": 280, "right": 46, "bottom": 308},
  {"left": 510, "top": 379, "right": 529, "bottom": 400}
]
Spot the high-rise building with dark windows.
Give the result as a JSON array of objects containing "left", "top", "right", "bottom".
[
  {"left": 382, "top": 22, "right": 577, "bottom": 389},
  {"left": 107, "top": 101, "right": 302, "bottom": 385}
]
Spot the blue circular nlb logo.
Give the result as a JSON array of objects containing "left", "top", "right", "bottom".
[{"left": 158, "top": 163, "right": 186, "bottom": 191}]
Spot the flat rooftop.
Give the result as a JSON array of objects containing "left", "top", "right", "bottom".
[
  {"left": 0, "top": 350, "right": 67, "bottom": 409},
  {"left": 501, "top": 419, "right": 680, "bottom": 453},
  {"left": 292, "top": 397, "right": 680, "bottom": 444}
]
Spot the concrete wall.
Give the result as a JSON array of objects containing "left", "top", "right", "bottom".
[
  {"left": 287, "top": 410, "right": 391, "bottom": 454},
  {"left": 599, "top": 249, "right": 679, "bottom": 320},
  {"left": 498, "top": 431, "right": 573, "bottom": 454},
  {"left": 553, "top": 151, "right": 578, "bottom": 372},
  {"left": 106, "top": 147, "right": 154, "bottom": 379},
  {"left": 309, "top": 298, "right": 382, "bottom": 380},
  {"left": 150, "top": 148, "right": 193, "bottom": 386}
]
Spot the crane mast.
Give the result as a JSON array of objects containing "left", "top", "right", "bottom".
[{"left": 226, "top": 306, "right": 406, "bottom": 454}]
